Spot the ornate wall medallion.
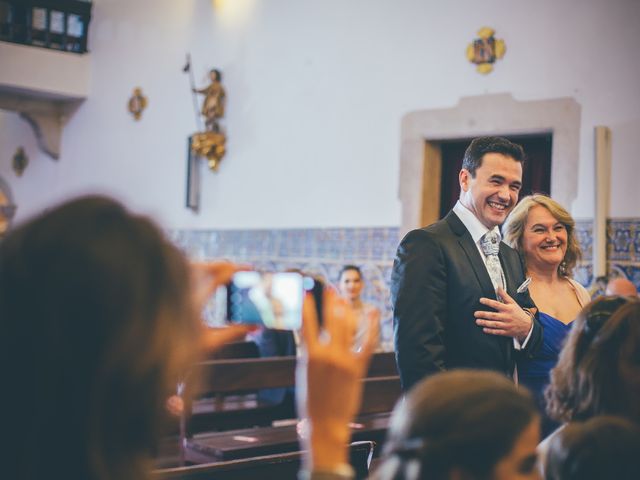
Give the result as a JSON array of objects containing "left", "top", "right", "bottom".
[
  {"left": 128, "top": 87, "right": 148, "bottom": 120},
  {"left": 466, "top": 27, "right": 506, "bottom": 74},
  {"left": 12, "top": 147, "right": 28, "bottom": 176}
]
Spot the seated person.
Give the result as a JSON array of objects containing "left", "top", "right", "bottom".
[
  {"left": 1, "top": 196, "right": 250, "bottom": 479},
  {"left": 545, "top": 416, "right": 640, "bottom": 480},
  {"left": 296, "top": 292, "right": 540, "bottom": 480},
  {"left": 540, "top": 295, "right": 640, "bottom": 473},
  {"left": 337, "top": 265, "right": 382, "bottom": 350}
]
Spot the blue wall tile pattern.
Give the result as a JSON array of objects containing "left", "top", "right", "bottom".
[
  {"left": 170, "top": 219, "right": 640, "bottom": 346},
  {"left": 169, "top": 227, "right": 401, "bottom": 347},
  {"left": 573, "top": 220, "right": 593, "bottom": 288},
  {"left": 558, "top": 219, "right": 640, "bottom": 294},
  {"left": 606, "top": 219, "right": 640, "bottom": 287}
]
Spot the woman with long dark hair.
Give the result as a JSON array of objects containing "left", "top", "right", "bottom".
[{"left": 1, "top": 196, "right": 249, "bottom": 480}]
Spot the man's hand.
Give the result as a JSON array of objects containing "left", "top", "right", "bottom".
[{"left": 475, "top": 287, "right": 533, "bottom": 342}]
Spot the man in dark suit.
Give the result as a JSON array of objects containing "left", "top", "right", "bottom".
[{"left": 391, "top": 137, "right": 542, "bottom": 392}]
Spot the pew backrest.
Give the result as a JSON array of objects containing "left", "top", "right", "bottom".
[
  {"left": 207, "top": 341, "right": 260, "bottom": 361},
  {"left": 188, "top": 351, "right": 397, "bottom": 397},
  {"left": 154, "top": 441, "right": 375, "bottom": 480},
  {"left": 181, "top": 351, "right": 400, "bottom": 435}
]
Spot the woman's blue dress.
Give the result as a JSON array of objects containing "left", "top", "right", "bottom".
[{"left": 518, "top": 312, "right": 572, "bottom": 436}]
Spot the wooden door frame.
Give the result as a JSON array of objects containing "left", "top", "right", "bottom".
[{"left": 398, "top": 93, "right": 580, "bottom": 235}]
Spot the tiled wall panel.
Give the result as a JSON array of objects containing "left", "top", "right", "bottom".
[{"left": 171, "top": 219, "right": 640, "bottom": 345}]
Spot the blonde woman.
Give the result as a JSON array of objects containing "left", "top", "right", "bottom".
[{"left": 502, "top": 194, "right": 590, "bottom": 435}]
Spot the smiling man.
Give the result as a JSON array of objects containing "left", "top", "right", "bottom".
[{"left": 391, "top": 137, "right": 542, "bottom": 392}]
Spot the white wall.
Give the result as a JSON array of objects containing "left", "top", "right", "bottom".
[{"left": 1, "top": 0, "right": 639, "bottom": 229}]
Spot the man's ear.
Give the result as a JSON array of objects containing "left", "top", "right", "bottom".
[{"left": 459, "top": 169, "right": 471, "bottom": 192}]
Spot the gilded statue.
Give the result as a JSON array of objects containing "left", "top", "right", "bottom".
[
  {"left": 183, "top": 57, "right": 227, "bottom": 173},
  {"left": 193, "top": 69, "right": 226, "bottom": 132}
]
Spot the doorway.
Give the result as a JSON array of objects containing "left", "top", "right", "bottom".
[{"left": 398, "top": 94, "right": 580, "bottom": 235}]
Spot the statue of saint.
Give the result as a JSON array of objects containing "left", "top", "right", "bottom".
[{"left": 194, "top": 69, "right": 226, "bottom": 132}]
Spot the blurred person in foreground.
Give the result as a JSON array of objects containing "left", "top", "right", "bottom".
[
  {"left": 502, "top": 194, "right": 590, "bottom": 435},
  {"left": 539, "top": 295, "right": 640, "bottom": 473},
  {"left": 0, "top": 196, "right": 252, "bottom": 480},
  {"left": 544, "top": 415, "right": 640, "bottom": 480},
  {"left": 296, "top": 292, "right": 541, "bottom": 480}
]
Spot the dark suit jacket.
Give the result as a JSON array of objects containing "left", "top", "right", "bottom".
[{"left": 391, "top": 211, "right": 543, "bottom": 392}]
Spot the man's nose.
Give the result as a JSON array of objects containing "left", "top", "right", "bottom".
[{"left": 497, "top": 185, "right": 510, "bottom": 200}]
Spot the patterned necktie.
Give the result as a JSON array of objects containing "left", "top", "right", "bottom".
[{"left": 480, "top": 230, "right": 505, "bottom": 294}]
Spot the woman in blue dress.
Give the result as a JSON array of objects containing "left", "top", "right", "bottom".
[{"left": 503, "top": 194, "right": 590, "bottom": 436}]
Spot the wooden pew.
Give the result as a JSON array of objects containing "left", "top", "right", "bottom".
[
  {"left": 207, "top": 341, "right": 259, "bottom": 361},
  {"left": 163, "top": 352, "right": 399, "bottom": 467},
  {"left": 185, "top": 356, "right": 298, "bottom": 433},
  {"left": 175, "top": 353, "right": 399, "bottom": 463},
  {"left": 162, "top": 342, "right": 261, "bottom": 438},
  {"left": 189, "top": 352, "right": 395, "bottom": 397},
  {"left": 360, "top": 376, "right": 402, "bottom": 415},
  {"left": 154, "top": 441, "right": 375, "bottom": 480},
  {"left": 184, "top": 352, "right": 398, "bottom": 432},
  {"left": 184, "top": 414, "right": 390, "bottom": 463},
  {"left": 366, "top": 351, "right": 398, "bottom": 378}
]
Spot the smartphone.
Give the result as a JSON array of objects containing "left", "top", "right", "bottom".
[{"left": 225, "top": 271, "right": 303, "bottom": 330}]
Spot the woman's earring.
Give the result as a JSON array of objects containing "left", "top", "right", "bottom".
[{"left": 559, "top": 261, "right": 567, "bottom": 275}]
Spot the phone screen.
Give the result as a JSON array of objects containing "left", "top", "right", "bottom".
[{"left": 227, "top": 271, "right": 304, "bottom": 330}]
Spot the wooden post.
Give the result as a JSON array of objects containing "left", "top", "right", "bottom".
[{"left": 593, "top": 126, "right": 612, "bottom": 278}]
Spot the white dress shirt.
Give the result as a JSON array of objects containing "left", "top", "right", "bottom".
[{"left": 452, "top": 201, "right": 533, "bottom": 349}]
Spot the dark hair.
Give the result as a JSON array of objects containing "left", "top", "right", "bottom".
[
  {"left": 461, "top": 136, "right": 525, "bottom": 177},
  {"left": 373, "top": 370, "right": 538, "bottom": 480},
  {"left": 545, "top": 416, "right": 640, "bottom": 480},
  {"left": 338, "top": 264, "right": 362, "bottom": 281},
  {"left": 1, "top": 196, "right": 200, "bottom": 480},
  {"left": 546, "top": 296, "right": 640, "bottom": 423},
  {"left": 210, "top": 69, "right": 222, "bottom": 81}
]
